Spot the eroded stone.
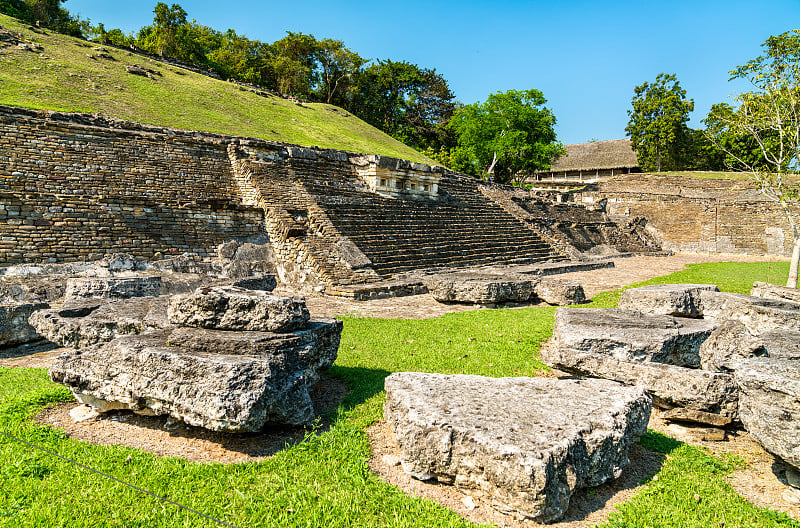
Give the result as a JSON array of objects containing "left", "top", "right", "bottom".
[
  {"left": 0, "top": 302, "right": 48, "bottom": 347},
  {"left": 700, "top": 291, "right": 800, "bottom": 334},
  {"left": 168, "top": 286, "right": 309, "bottom": 332},
  {"left": 424, "top": 273, "right": 535, "bottom": 303},
  {"left": 384, "top": 372, "right": 651, "bottom": 523},
  {"left": 699, "top": 320, "right": 767, "bottom": 373},
  {"left": 30, "top": 296, "right": 173, "bottom": 348},
  {"left": 533, "top": 277, "right": 586, "bottom": 305},
  {"left": 64, "top": 276, "right": 162, "bottom": 300},
  {"left": 618, "top": 284, "right": 719, "bottom": 317},
  {"left": 736, "top": 357, "right": 800, "bottom": 470},
  {"left": 552, "top": 308, "right": 717, "bottom": 368},
  {"left": 50, "top": 322, "right": 341, "bottom": 431},
  {"left": 751, "top": 281, "right": 800, "bottom": 304},
  {"left": 540, "top": 345, "right": 739, "bottom": 418}
]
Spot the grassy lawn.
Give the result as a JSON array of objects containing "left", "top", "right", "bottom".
[
  {"left": 0, "top": 14, "right": 432, "bottom": 164},
  {"left": 1, "top": 261, "right": 798, "bottom": 527}
]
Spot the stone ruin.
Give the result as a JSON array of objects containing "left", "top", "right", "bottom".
[
  {"left": 541, "top": 282, "right": 800, "bottom": 470},
  {"left": 0, "top": 248, "right": 341, "bottom": 432},
  {"left": 48, "top": 285, "right": 341, "bottom": 431},
  {"left": 384, "top": 372, "right": 651, "bottom": 522}
]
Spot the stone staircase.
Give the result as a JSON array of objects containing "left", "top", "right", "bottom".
[{"left": 309, "top": 173, "right": 562, "bottom": 279}]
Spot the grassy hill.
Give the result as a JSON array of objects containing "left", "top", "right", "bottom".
[{"left": 0, "top": 14, "right": 433, "bottom": 163}]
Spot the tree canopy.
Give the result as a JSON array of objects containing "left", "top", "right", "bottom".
[
  {"left": 625, "top": 73, "right": 694, "bottom": 172},
  {"left": 447, "top": 89, "right": 564, "bottom": 185},
  {"left": 705, "top": 30, "right": 800, "bottom": 287}
]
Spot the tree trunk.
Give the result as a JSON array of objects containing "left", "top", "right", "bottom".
[{"left": 789, "top": 236, "right": 800, "bottom": 289}]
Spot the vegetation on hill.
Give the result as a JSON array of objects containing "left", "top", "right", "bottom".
[
  {"left": 1, "top": 262, "right": 797, "bottom": 527},
  {"left": 0, "top": 13, "right": 434, "bottom": 162}
]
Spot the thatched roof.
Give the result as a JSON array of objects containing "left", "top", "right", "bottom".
[{"left": 543, "top": 139, "right": 638, "bottom": 172}]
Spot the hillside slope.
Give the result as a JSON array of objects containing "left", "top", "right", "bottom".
[{"left": 0, "top": 14, "right": 432, "bottom": 163}]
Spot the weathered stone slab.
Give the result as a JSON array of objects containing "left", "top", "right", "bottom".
[
  {"left": 384, "top": 372, "right": 651, "bottom": 523},
  {"left": 168, "top": 286, "right": 309, "bottom": 332},
  {"left": 700, "top": 291, "right": 800, "bottom": 334},
  {"left": 0, "top": 275, "right": 67, "bottom": 304},
  {"left": 424, "top": 273, "right": 535, "bottom": 303},
  {"left": 165, "top": 318, "right": 342, "bottom": 383},
  {"left": 736, "top": 357, "right": 800, "bottom": 470},
  {"left": 50, "top": 322, "right": 341, "bottom": 431},
  {"left": 618, "top": 284, "right": 719, "bottom": 317},
  {"left": 660, "top": 408, "right": 733, "bottom": 427},
  {"left": 64, "top": 277, "right": 162, "bottom": 300},
  {"left": 761, "top": 329, "right": 800, "bottom": 360},
  {"left": 30, "top": 296, "right": 173, "bottom": 348},
  {"left": 699, "top": 320, "right": 767, "bottom": 373},
  {"left": 552, "top": 308, "right": 717, "bottom": 368},
  {"left": 533, "top": 277, "right": 586, "bottom": 305},
  {"left": 752, "top": 281, "right": 800, "bottom": 304},
  {"left": 0, "top": 302, "right": 48, "bottom": 347},
  {"left": 230, "top": 274, "right": 277, "bottom": 292},
  {"left": 540, "top": 345, "right": 739, "bottom": 418}
]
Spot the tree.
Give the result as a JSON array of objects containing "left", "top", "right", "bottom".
[
  {"left": 705, "top": 30, "right": 800, "bottom": 287},
  {"left": 315, "top": 38, "right": 365, "bottom": 105},
  {"left": 349, "top": 60, "right": 456, "bottom": 149},
  {"left": 625, "top": 73, "right": 694, "bottom": 172},
  {"left": 447, "top": 89, "right": 564, "bottom": 184},
  {"left": 271, "top": 32, "right": 318, "bottom": 97}
]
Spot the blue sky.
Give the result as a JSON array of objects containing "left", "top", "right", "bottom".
[{"left": 64, "top": 0, "right": 800, "bottom": 145}]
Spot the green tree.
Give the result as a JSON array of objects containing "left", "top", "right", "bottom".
[
  {"left": 447, "top": 89, "right": 564, "bottom": 184},
  {"left": 706, "top": 30, "right": 800, "bottom": 287},
  {"left": 349, "top": 60, "right": 455, "bottom": 149},
  {"left": 1, "top": 0, "right": 88, "bottom": 36},
  {"left": 625, "top": 73, "right": 694, "bottom": 172},
  {"left": 315, "top": 38, "right": 365, "bottom": 105},
  {"left": 271, "top": 31, "right": 318, "bottom": 97}
]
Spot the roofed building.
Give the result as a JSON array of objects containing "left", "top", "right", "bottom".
[{"left": 534, "top": 139, "right": 640, "bottom": 186}]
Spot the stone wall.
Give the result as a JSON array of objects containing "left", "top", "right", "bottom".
[
  {"left": 576, "top": 174, "right": 800, "bottom": 256},
  {"left": 0, "top": 105, "right": 265, "bottom": 265}
]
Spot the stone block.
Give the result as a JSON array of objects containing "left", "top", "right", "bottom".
[
  {"left": 700, "top": 290, "right": 800, "bottom": 334},
  {"left": 751, "top": 281, "right": 800, "bottom": 304},
  {"left": 0, "top": 302, "right": 48, "bottom": 347},
  {"left": 384, "top": 372, "right": 651, "bottom": 523},
  {"left": 49, "top": 324, "right": 340, "bottom": 431},
  {"left": 64, "top": 277, "right": 162, "bottom": 300},
  {"left": 618, "top": 284, "right": 719, "bottom": 317},
  {"left": 424, "top": 273, "right": 535, "bottom": 303},
  {"left": 761, "top": 329, "right": 800, "bottom": 360},
  {"left": 552, "top": 308, "right": 717, "bottom": 368},
  {"left": 736, "top": 357, "right": 800, "bottom": 470},
  {"left": 540, "top": 345, "right": 739, "bottom": 418},
  {"left": 30, "top": 296, "right": 173, "bottom": 348},
  {"left": 533, "top": 277, "right": 585, "bottom": 305},
  {"left": 699, "top": 320, "right": 767, "bottom": 373},
  {"left": 167, "top": 286, "right": 309, "bottom": 332}
]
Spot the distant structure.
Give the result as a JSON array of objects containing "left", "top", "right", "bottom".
[{"left": 533, "top": 139, "right": 639, "bottom": 190}]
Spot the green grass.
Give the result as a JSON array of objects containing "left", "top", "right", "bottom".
[
  {"left": 0, "top": 14, "right": 432, "bottom": 163},
  {"left": 1, "top": 261, "right": 798, "bottom": 527}
]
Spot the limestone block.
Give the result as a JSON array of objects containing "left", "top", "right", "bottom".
[
  {"left": 167, "top": 286, "right": 309, "bottom": 332},
  {"left": 699, "top": 320, "right": 767, "bottom": 373},
  {"left": 699, "top": 290, "right": 800, "bottom": 334},
  {"left": 736, "top": 357, "right": 800, "bottom": 470},
  {"left": 752, "top": 281, "right": 800, "bottom": 304},
  {"left": 424, "top": 273, "right": 535, "bottom": 303},
  {"left": 64, "top": 277, "right": 162, "bottom": 300},
  {"left": 533, "top": 277, "right": 586, "bottom": 305},
  {"left": 384, "top": 372, "right": 651, "bottom": 523},
  {"left": 618, "top": 284, "right": 719, "bottom": 317},
  {"left": 0, "top": 275, "right": 66, "bottom": 303},
  {"left": 540, "top": 345, "right": 739, "bottom": 418},
  {"left": 552, "top": 308, "right": 717, "bottom": 368},
  {"left": 49, "top": 325, "right": 340, "bottom": 431},
  {"left": 0, "top": 302, "right": 48, "bottom": 347},
  {"left": 30, "top": 296, "right": 173, "bottom": 348},
  {"left": 761, "top": 329, "right": 800, "bottom": 360},
  {"left": 230, "top": 274, "right": 277, "bottom": 292},
  {"left": 165, "top": 318, "right": 342, "bottom": 384}
]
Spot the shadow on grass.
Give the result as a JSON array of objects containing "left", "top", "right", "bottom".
[{"left": 328, "top": 365, "right": 391, "bottom": 411}]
